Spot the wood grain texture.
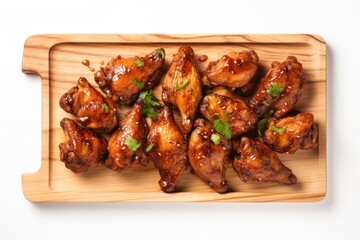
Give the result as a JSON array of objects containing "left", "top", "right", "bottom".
[{"left": 22, "top": 34, "right": 326, "bottom": 202}]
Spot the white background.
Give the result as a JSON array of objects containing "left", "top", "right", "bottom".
[{"left": 1, "top": 0, "right": 359, "bottom": 239}]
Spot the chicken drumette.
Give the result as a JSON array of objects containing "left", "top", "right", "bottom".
[
  {"left": 249, "top": 56, "right": 304, "bottom": 118},
  {"left": 59, "top": 118, "right": 108, "bottom": 173},
  {"left": 200, "top": 91, "right": 258, "bottom": 138},
  {"left": 105, "top": 100, "right": 149, "bottom": 172},
  {"left": 202, "top": 50, "right": 259, "bottom": 88},
  {"left": 188, "top": 119, "right": 232, "bottom": 193},
  {"left": 94, "top": 48, "right": 165, "bottom": 104},
  {"left": 233, "top": 137, "right": 297, "bottom": 185},
  {"left": 162, "top": 46, "right": 203, "bottom": 134},
  {"left": 146, "top": 106, "right": 187, "bottom": 193},
  {"left": 263, "top": 112, "right": 318, "bottom": 154},
  {"left": 59, "top": 77, "right": 118, "bottom": 132}
]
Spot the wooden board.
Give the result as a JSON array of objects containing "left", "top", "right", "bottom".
[{"left": 22, "top": 34, "right": 326, "bottom": 202}]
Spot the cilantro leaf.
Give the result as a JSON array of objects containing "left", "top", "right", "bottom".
[
  {"left": 139, "top": 90, "right": 161, "bottom": 120},
  {"left": 156, "top": 48, "right": 165, "bottom": 59},
  {"left": 145, "top": 144, "right": 154, "bottom": 153},
  {"left": 268, "top": 109, "right": 274, "bottom": 116},
  {"left": 101, "top": 103, "right": 109, "bottom": 113},
  {"left": 213, "top": 119, "right": 232, "bottom": 139},
  {"left": 132, "top": 78, "right": 144, "bottom": 89},
  {"left": 124, "top": 137, "right": 141, "bottom": 151},
  {"left": 266, "top": 82, "right": 284, "bottom": 96},
  {"left": 176, "top": 80, "right": 189, "bottom": 91},
  {"left": 211, "top": 134, "right": 221, "bottom": 145},
  {"left": 257, "top": 118, "right": 267, "bottom": 136},
  {"left": 271, "top": 126, "right": 286, "bottom": 133},
  {"left": 262, "top": 101, "right": 270, "bottom": 107},
  {"left": 142, "top": 105, "right": 159, "bottom": 120},
  {"left": 135, "top": 59, "right": 145, "bottom": 68}
]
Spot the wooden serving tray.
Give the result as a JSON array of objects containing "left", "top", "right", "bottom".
[{"left": 22, "top": 34, "right": 326, "bottom": 202}]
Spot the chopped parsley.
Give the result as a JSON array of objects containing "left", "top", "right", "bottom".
[
  {"left": 271, "top": 126, "right": 287, "bottom": 133},
  {"left": 211, "top": 134, "right": 221, "bottom": 145},
  {"left": 268, "top": 109, "right": 274, "bottom": 116},
  {"left": 262, "top": 101, "right": 270, "bottom": 107},
  {"left": 135, "top": 59, "right": 145, "bottom": 68},
  {"left": 132, "top": 78, "right": 144, "bottom": 89},
  {"left": 156, "top": 48, "right": 165, "bottom": 59},
  {"left": 213, "top": 119, "right": 232, "bottom": 139},
  {"left": 176, "top": 80, "right": 189, "bottom": 91},
  {"left": 266, "top": 82, "right": 284, "bottom": 96},
  {"left": 257, "top": 118, "right": 267, "bottom": 136},
  {"left": 145, "top": 144, "right": 154, "bottom": 153},
  {"left": 101, "top": 103, "right": 109, "bottom": 113},
  {"left": 139, "top": 90, "right": 161, "bottom": 120},
  {"left": 124, "top": 137, "right": 141, "bottom": 151}
]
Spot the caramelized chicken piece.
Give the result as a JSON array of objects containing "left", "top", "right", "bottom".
[
  {"left": 202, "top": 50, "right": 259, "bottom": 88},
  {"left": 263, "top": 112, "right": 318, "bottom": 154},
  {"left": 59, "top": 77, "right": 118, "bottom": 132},
  {"left": 249, "top": 56, "right": 304, "bottom": 118},
  {"left": 188, "top": 119, "right": 232, "bottom": 193},
  {"left": 59, "top": 118, "right": 108, "bottom": 173},
  {"left": 233, "top": 137, "right": 297, "bottom": 185},
  {"left": 95, "top": 48, "right": 165, "bottom": 104},
  {"left": 162, "top": 46, "right": 203, "bottom": 134},
  {"left": 105, "top": 100, "right": 149, "bottom": 172},
  {"left": 200, "top": 92, "right": 258, "bottom": 138},
  {"left": 146, "top": 106, "right": 187, "bottom": 193}
]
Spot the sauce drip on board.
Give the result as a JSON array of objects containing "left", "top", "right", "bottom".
[{"left": 82, "top": 59, "right": 95, "bottom": 72}]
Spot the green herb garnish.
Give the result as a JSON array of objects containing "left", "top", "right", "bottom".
[
  {"left": 132, "top": 78, "right": 144, "bottom": 89},
  {"left": 176, "top": 80, "right": 189, "bottom": 91},
  {"left": 125, "top": 137, "right": 141, "bottom": 151},
  {"left": 101, "top": 103, "right": 109, "bottom": 113},
  {"left": 139, "top": 90, "right": 161, "bottom": 120},
  {"left": 213, "top": 119, "right": 232, "bottom": 139},
  {"left": 145, "top": 144, "right": 154, "bottom": 153},
  {"left": 135, "top": 59, "right": 145, "bottom": 68},
  {"left": 266, "top": 82, "right": 284, "bottom": 96},
  {"left": 271, "top": 126, "right": 287, "bottom": 133},
  {"left": 257, "top": 118, "right": 267, "bottom": 136},
  {"left": 156, "top": 48, "right": 165, "bottom": 59},
  {"left": 262, "top": 101, "right": 270, "bottom": 107},
  {"left": 211, "top": 134, "right": 221, "bottom": 145},
  {"left": 268, "top": 109, "right": 274, "bottom": 116}
]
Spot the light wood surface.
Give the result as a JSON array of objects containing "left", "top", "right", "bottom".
[{"left": 22, "top": 34, "right": 326, "bottom": 202}]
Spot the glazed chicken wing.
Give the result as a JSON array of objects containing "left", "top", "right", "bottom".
[
  {"left": 233, "top": 137, "right": 297, "bottom": 185},
  {"left": 200, "top": 92, "right": 258, "bottom": 138},
  {"left": 249, "top": 56, "right": 304, "bottom": 118},
  {"left": 59, "top": 77, "right": 118, "bottom": 132},
  {"left": 263, "top": 112, "right": 318, "bottom": 154},
  {"left": 162, "top": 46, "right": 203, "bottom": 134},
  {"left": 59, "top": 118, "right": 108, "bottom": 173},
  {"left": 146, "top": 106, "right": 187, "bottom": 193},
  {"left": 188, "top": 119, "right": 232, "bottom": 193},
  {"left": 202, "top": 50, "right": 259, "bottom": 88},
  {"left": 105, "top": 100, "right": 149, "bottom": 172},
  {"left": 95, "top": 48, "right": 165, "bottom": 104}
]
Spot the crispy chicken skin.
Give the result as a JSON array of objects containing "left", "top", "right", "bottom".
[
  {"left": 200, "top": 92, "right": 258, "bottom": 138},
  {"left": 162, "top": 46, "right": 203, "bottom": 134},
  {"left": 249, "top": 56, "right": 304, "bottom": 118},
  {"left": 202, "top": 50, "right": 259, "bottom": 88},
  {"left": 146, "top": 106, "right": 187, "bottom": 193},
  {"left": 233, "top": 137, "right": 297, "bottom": 185},
  {"left": 59, "top": 118, "right": 108, "bottom": 173},
  {"left": 263, "top": 112, "right": 318, "bottom": 154},
  {"left": 105, "top": 100, "right": 149, "bottom": 172},
  {"left": 188, "top": 119, "right": 232, "bottom": 193},
  {"left": 95, "top": 48, "right": 165, "bottom": 104},
  {"left": 59, "top": 77, "right": 118, "bottom": 133}
]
